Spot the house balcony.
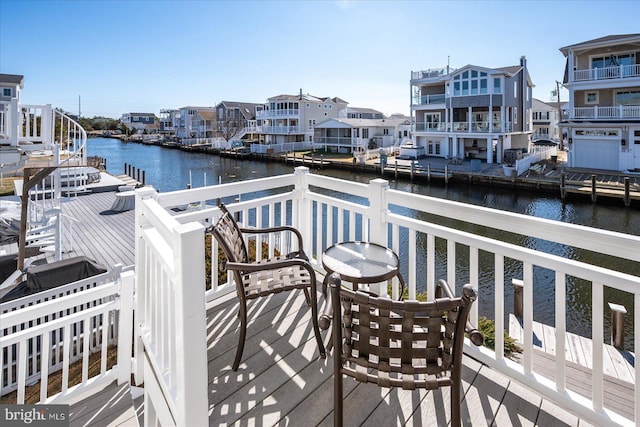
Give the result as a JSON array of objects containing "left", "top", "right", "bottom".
[
  {"left": 414, "top": 121, "right": 512, "bottom": 133},
  {"left": 570, "top": 105, "right": 640, "bottom": 120},
  {"left": 256, "top": 109, "right": 300, "bottom": 119},
  {"left": 573, "top": 64, "right": 640, "bottom": 83},
  {"left": 411, "top": 93, "right": 446, "bottom": 106},
  {"left": 2, "top": 169, "right": 638, "bottom": 426},
  {"left": 260, "top": 125, "right": 301, "bottom": 134},
  {"left": 411, "top": 67, "right": 450, "bottom": 81}
]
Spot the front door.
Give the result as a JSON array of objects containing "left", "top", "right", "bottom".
[{"left": 633, "top": 129, "right": 640, "bottom": 170}]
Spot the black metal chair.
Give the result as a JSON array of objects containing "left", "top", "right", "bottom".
[
  {"left": 209, "top": 203, "right": 326, "bottom": 371},
  {"left": 330, "top": 275, "right": 480, "bottom": 427}
]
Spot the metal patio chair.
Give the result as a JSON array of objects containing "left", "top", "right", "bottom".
[
  {"left": 209, "top": 203, "right": 326, "bottom": 371},
  {"left": 329, "top": 275, "right": 480, "bottom": 427}
]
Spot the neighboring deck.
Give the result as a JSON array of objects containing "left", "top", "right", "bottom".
[{"left": 205, "top": 289, "right": 592, "bottom": 426}]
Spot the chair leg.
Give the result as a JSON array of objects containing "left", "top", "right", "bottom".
[
  {"left": 310, "top": 287, "right": 326, "bottom": 359},
  {"left": 232, "top": 301, "right": 248, "bottom": 371},
  {"left": 302, "top": 288, "right": 312, "bottom": 306},
  {"left": 451, "top": 381, "right": 461, "bottom": 427}
]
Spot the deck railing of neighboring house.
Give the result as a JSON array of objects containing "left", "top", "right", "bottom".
[
  {"left": 250, "top": 141, "right": 313, "bottom": 154},
  {"left": 411, "top": 93, "right": 446, "bottom": 106},
  {"left": 573, "top": 105, "right": 640, "bottom": 120},
  {"left": 0, "top": 269, "right": 134, "bottom": 404},
  {"left": 136, "top": 167, "right": 640, "bottom": 426},
  {"left": 260, "top": 125, "right": 301, "bottom": 134},
  {"left": 513, "top": 145, "right": 557, "bottom": 176},
  {"left": 256, "top": 109, "right": 300, "bottom": 118},
  {"left": 411, "top": 67, "right": 450, "bottom": 80},
  {"left": 573, "top": 64, "right": 640, "bottom": 82}
]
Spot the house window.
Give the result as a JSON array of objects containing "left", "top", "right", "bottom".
[
  {"left": 453, "top": 70, "right": 488, "bottom": 96},
  {"left": 513, "top": 81, "right": 518, "bottom": 98},
  {"left": 362, "top": 128, "right": 369, "bottom": 138},
  {"left": 493, "top": 78, "right": 501, "bottom": 94},
  {"left": 585, "top": 92, "right": 599, "bottom": 104},
  {"left": 306, "top": 103, "right": 310, "bottom": 108},
  {"left": 2, "top": 88, "right": 11, "bottom": 97},
  {"left": 383, "top": 128, "right": 389, "bottom": 135},
  {"left": 435, "top": 143, "right": 440, "bottom": 155},
  {"left": 318, "top": 104, "right": 321, "bottom": 109},
  {"left": 513, "top": 107, "right": 518, "bottom": 124}
]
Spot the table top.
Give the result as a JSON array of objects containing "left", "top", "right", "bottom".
[{"left": 322, "top": 241, "right": 399, "bottom": 284}]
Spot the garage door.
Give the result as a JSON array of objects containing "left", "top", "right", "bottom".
[{"left": 573, "top": 139, "right": 618, "bottom": 170}]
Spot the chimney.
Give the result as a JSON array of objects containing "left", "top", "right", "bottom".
[
  {"left": 299, "top": 88, "right": 303, "bottom": 100},
  {"left": 520, "top": 55, "right": 527, "bottom": 68}
]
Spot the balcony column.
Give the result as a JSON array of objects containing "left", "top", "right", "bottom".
[
  {"left": 468, "top": 106, "right": 472, "bottom": 132},
  {"left": 367, "top": 178, "right": 390, "bottom": 296},
  {"left": 568, "top": 49, "right": 574, "bottom": 84},
  {"left": 500, "top": 106, "right": 505, "bottom": 132},
  {"left": 294, "top": 166, "right": 312, "bottom": 255},
  {"left": 486, "top": 137, "right": 493, "bottom": 164}
]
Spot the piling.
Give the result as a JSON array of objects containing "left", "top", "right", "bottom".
[
  {"left": 394, "top": 160, "right": 398, "bottom": 179},
  {"left": 591, "top": 175, "right": 597, "bottom": 202},
  {"left": 410, "top": 161, "right": 414, "bottom": 181},
  {"left": 608, "top": 302, "right": 627, "bottom": 350},
  {"left": 427, "top": 163, "right": 431, "bottom": 182},
  {"left": 624, "top": 177, "right": 630, "bottom": 207},
  {"left": 445, "top": 165, "right": 449, "bottom": 185},
  {"left": 512, "top": 279, "right": 524, "bottom": 318},
  {"left": 560, "top": 172, "right": 566, "bottom": 200}
]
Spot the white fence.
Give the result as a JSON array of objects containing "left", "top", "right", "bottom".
[
  {"left": 138, "top": 166, "right": 639, "bottom": 426},
  {"left": 250, "top": 141, "right": 313, "bottom": 154},
  {"left": 514, "top": 145, "right": 558, "bottom": 176},
  {"left": 0, "top": 268, "right": 133, "bottom": 404}
]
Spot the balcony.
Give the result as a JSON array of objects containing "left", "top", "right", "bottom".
[
  {"left": 411, "top": 67, "right": 451, "bottom": 81},
  {"left": 573, "top": 64, "right": 640, "bottom": 82},
  {"left": 260, "top": 125, "right": 301, "bottom": 134},
  {"left": 571, "top": 105, "right": 640, "bottom": 120},
  {"left": 256, "top": 109, "right": 300, "bottom": 119},
  {"left": 414, "top": 121, "right": 512, "bottom": 133},
  {"left": 2, "top": 169, "right": 638, "bottom": 426},
  {"left": 130, "top": 168, "right": 638, "bottom": 425},
  {"left": 411, "top": 93, "right": 446, "bottom": 106}
]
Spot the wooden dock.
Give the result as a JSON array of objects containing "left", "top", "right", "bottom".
[{"left": 509, "top": 314, "right": 635, "bottom": 382}]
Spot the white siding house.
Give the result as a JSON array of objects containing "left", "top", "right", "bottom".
[{"left": 559, "top": 33, "right": 640, "bottom": 171}]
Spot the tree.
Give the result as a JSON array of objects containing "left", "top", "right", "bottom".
[{"left": 215, "top": 117, "right": 242, "bottom": 143}]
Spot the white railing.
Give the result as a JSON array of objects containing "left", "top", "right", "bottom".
[
  {"left": 133, "top": 188, "right": 208, "bottom": 426},
  {"left": 250, "top": 141, "right": 313, "bottom": 154},
  {"left": 0, "top": 101, "right": 8, "bottom": 139},
  {"left": 137, "top": 167, "right": 640, "bottom": 426},
  {"left": 514, "top": 145, "right": 558, "bottom": 176},
  {"left": 572, "top": 105, "right": 640, "bottom": 120},
  {"left": 182, "top": 137, "right": 216, "bottom": 146},
  {"left": 261, "top": 125, "right": 301, "bottom": 133},
  {"left": 0, "top": 269, "right": 133, "bottom": 404},
  {"left": 256, "top": 109, "right": 300, "bottom": 118},
  {"left": 574, "top": 64, "right": 640, "bottom": 82}
]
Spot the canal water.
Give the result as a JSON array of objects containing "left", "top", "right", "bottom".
[{"left": 88, "top": 138, "right": 640, "bottom": 349}]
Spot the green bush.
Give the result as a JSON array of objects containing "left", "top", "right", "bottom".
[{"left": 478, "top": 316, "right": 521, "bottom": 357}]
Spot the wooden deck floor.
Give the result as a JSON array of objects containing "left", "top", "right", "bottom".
[
  {"left": 205, "top": 290, "right": 593, "bottom": 426},
  {"left": 47, "top": 191, "right": 135, "bottom": 269}
]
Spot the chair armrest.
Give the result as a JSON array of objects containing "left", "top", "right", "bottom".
[
  {"left": 226, "top": 257, "right": 314, "bottom": 274},
  {"left": 239, "top": 225, "right": 304, "bottom": 246},
  {"left": 466, "top": 321, "right": 484, "bottom": 346}
]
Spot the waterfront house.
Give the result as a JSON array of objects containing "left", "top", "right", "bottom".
[
  {"left": 313, "top": 116, "right": 410, "bottom": 153},
  {"left": 159, "top": 108, "right": 179, "bottom": 137},
  {"left": 214, "top": 100, "right": 263, "bottom": 144},
  {"left": 256, "top": 92, "right": 348, "bottom": 146},
  {"left": 0, "top": 74, "right": 24, "bottom": 157},
  {"left": 191, "top": 110, "right": 216, "bottom": 139},
  {"left": 0, "top": 73, "right": 23, "bottom": 105},
  {"left": 410, "top": 57, "right": 533, "bottom": 163},
  {"left": 559, "top": 33, "right": 640, "bottom": 171},
  {"left": 120, "top": 112, "right": 158, "bottom": 133},
  {"left": 532, "top": 98, "right": 562, "bottom": 142},
  {"left": 175, "top": 106, "right": 215, "bottom": 139}
]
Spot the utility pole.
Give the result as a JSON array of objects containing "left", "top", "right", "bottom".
[{"left": 555, "top": 81, "right": 563, "bottom": 151}]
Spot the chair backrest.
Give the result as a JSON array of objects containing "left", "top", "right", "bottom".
[
  {"left": 211, "top": 204, "right": 248, "bottom": 265},
  {"left": 333, "top": 282, "right": 476, "bottom": 390}
]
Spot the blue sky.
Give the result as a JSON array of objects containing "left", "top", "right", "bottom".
[{"left": 1, "top": 0, "right": 639, "bottom": 119}]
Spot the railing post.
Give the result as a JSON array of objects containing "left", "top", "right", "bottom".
[
  {"left": 117, "top": 270, "right": 135, "bottom": 385},
  {"left": 368, "top": 178, "right": 390, "bottom": 296},
  {"left": 294, "top": 167, "right": 312, "bottom": 257},
  {"left": 608, "top": 302, "right": 627, "bottom": 350},
  {"left": 174, "top": 221, "right": 208, "bottom": 426},
  {"left": 9, "top": 98, "right": 18, "bottom": 147},
  {"left": 133, "top": 187, "right": 157, "bottom": 385}
]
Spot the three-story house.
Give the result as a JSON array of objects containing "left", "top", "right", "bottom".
[
  {"left": 410, "top": 57, "right": 533, "bottom": 164},
  {"left": 559, "top": 34, "right": 640, "bottom": 171}
]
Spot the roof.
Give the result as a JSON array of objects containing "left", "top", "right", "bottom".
[
  {"left": 559, "top": 34, "right": 640, "bottom": 56},
  {"left": 267, "top": 93, "right": 348, "bottom": 104},
  {"left": 128, "top": 112, "right": 157, "bottom": 117},
  {"left": 0, "top": 74, "right": 24, "bottom": 88},
  {"left": 218, "top": 101, "right": 262, "bottom": 120},
  {"left": 532, "top": 98, "right": 561, "bottom": 111},
  {"left": 348, "top": 107, "right": 383, "bottom": 115},
  {"left": 195, "top": 111, "right": 216, "bottom": 121},
  {"left": 314, "top": 117, "right": 409, "bottom": 129}
]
